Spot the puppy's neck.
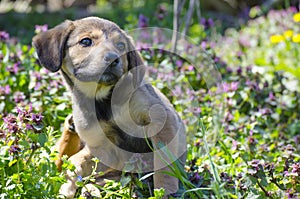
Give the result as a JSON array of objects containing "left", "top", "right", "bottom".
[
  {"left": 96, "top": 84, "right": 113, "bottom": 101},
  {"left": 73, "top": 80, "right": 98, "bottom": 99}
]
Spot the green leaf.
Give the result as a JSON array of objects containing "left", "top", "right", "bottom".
[
  {"left": 120, "top": 175, "right": 131, "bottom": 187},
  {"left": 38, "top": 133, "right": 47, "bottom": 147},
  {"left": 8, "top": 159, "right": 17, "bottom": 167},
  {"left": 33, "top": 123, "right": 44, "bottom": 131},
  {"left": 123, "top": 163, "right": 134, "bottom": 172},
  {"left": 153, "top": 188, "right": 165, "bottom": 199}
]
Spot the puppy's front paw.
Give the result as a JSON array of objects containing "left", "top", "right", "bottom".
[
  {"left": 81, "top": 184, "right": 101, "bottom": 198},
  {"left": 59, "top": 180, "right": 77, "bottom": 199}
]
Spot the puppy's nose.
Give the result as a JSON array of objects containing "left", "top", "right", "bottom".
[{"left": 103, "top": 52, "right": 120, "bottom": 67}]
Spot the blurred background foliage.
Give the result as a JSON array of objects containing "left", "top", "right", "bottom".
[{"left": 0, "top": 0, "right": 299, "bottom": 44}]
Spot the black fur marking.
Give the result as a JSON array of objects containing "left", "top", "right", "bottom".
[
  {"left": 112, "top": 124, "right": 152, "bottom": 153},
  {"left": 95, "top": 96, "right": 113, "bottom": 121}
]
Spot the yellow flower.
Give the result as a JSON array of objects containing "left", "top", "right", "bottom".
[
  {"left": 284, "top": 30, "right": 293, "bottom": 38},
  {"left": 293, "top": 13, "right": 300, "bottom": 22},
  {"left": 292, "top": 34, "right": 300, "bottom": 43},
  {"left": 270, "top": 34, "right": 284, "bottom": 44}
]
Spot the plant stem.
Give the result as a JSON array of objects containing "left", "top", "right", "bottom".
[
  {"left": 25, "top": 147, "right": 36, "bottom": 166},
  {"left": 257, "top": 180, "right": 273, "bottom": 199}
]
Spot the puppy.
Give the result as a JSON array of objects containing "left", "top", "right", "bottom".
[{"left": 32, "top": 17, "right": 186, "bottom": 198}]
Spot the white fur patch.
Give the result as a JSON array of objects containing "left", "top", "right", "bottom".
[{"left": 96, "top": 85, "right": 113, "bottom": 100}]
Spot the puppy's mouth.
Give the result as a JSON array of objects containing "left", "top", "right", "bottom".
[
  {"left": 99, "top": 72, "right": 118, "bottom": 84},
  {"left": 98, "top": 61, "right": 123, "bottom": 85}
]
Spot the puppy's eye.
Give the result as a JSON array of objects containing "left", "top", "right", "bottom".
[
  {"left": 116, "top": 42, "right": 125, "bottom": 51},
  {"left": 79, "top": 38, "right": 93, "bottom": 47}
]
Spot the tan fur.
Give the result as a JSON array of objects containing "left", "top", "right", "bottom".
[
  {"left": 32, "top": 17, "right": 186, "bottom": 198},
  {"left": 55, "top": 114, "right": 81, "bottom": 171}
]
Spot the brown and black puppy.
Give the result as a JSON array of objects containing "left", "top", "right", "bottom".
[{"left": 32, "top": 17, "right": 186, "bottom": 198}]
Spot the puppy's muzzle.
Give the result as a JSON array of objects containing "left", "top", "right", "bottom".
[{"left": 103, "top": 52, "right": 121, "bottom": 68}]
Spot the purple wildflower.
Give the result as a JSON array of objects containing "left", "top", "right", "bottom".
[
  {"left": 8, "top": 62, "right": 20, "bottom": 74},
  {"left": 268, "top": 92, "right": 275, "bottom": 100},
  {"left": 249, "top": 129, "right": 253, "bottom": 136},
  {"left": 32, "top": 113, "right": 43, "bottom": 124},
  {"left": 230, "top": 81, "right": 239, "bottom": 91},
  {"left": 236, "top": 66, "right": 242, "bottom": 75},
  {"left": 291, "top": 162, "right": 300, "bottom": 175},
  {"left": 200, "top": 40, "right": 208, "bottom": 49},
  {"left": 248, "top": 134, "right": 257, "bottom": 145},
  {"left": 183, "top": 65, "right": 194, "bottom": 71},
  {"left": 248, "top": 159, "right": 261, "bottom": 173},
  {"left": 200, "top": 18, "right": 214, "bottom": 30},
  {"left": 0, "top": 31, "right": 9, "bottom": 41},
  {"left": 13, "top": 91, "right": 26, "bottom": 103},
  {"left": 259, "top": 107, "right": 272, "bottom": 115},
  {"left": 176, "top": 59, "right": 183, "bottom": 67},
  {"left": 3, "top": 114, "right": 17, "bottom": 124},
  {"left": 138, "top": 14, "right": 149, "bottom": 28},
  {"left": 226, "top": 67, "right": 233, "bottom": 73},
  {"left": 192, "top": 107, "right": 201, "bottom": 114},
  {"left": 35, "top": 24, "right": 48, "bottom": 34},
  {"left": 246, "top": 65, "right": 252, "bottom": 73},
  {"left": 284, "top": 144, "right": 296, "bottom": 155},
  {"left": 238, "top": 35, "right": 251, "bottom": 48},
  {"left": 0, "top": 85, "right": 11, "bottom": 95},
  {"left": 34, "top": 82, "right": 42, "bottom": 91},
  {"left": 9, "top": 145, "right": 21, "bottom": 155},
  {"left": 222, "top": 83, "right": 230, "bottom": 92},
  {"left": 156, "top": 4, "right": 168, "bottom": 20},
  {"left": 26, "top": 124, "right": 33, "bottom": 130},
  {"left": 231, "top": 140, "right": 238, "bottom": 150},
  {"left": 294, "top": 134, "right": 300, "bottom": 146},
  {"left": 32, "top": 71, "right": 42, "bottom": 80},
  {"left": 190, "top": 172, "right": 201, "bottom": 184},
  {"left": 4, "top": 115, "right": 19, "bottom": 134},
  {"left": 16, "top": 105, "right": 32, "bottom": 121},
  {"left": 286, "top": 189, "right": 299, "bottom": 199},
  {"left": 237, "top": 51, "right": 243, "bottom": 59},
  {"left": 172, "top": 85, "right": 182, "bottom": 96}
]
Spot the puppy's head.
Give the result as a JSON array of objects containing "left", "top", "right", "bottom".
[{"left": 32, "top": 17, "right": 143, "bottom": 87}]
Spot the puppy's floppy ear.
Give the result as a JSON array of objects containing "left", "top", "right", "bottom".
[
  {"left": 32, "top": 20, "right": 74, "bottom": 72},
  {"left": 126, "top": 36, "right": 145, "bottom": 87},
  {"left": 126, "top": 36, "right": 144, "bottom": 70}
]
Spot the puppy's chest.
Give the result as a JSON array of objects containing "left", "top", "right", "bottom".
[{"left": 95, "top": 99, "right": 151, "bottom": 153}]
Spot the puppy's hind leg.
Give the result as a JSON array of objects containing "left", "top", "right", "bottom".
[{"left": 55, "top": 114, "right": 82, "bottom": 171}]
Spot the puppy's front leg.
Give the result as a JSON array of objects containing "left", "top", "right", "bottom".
[
  {"left": 143, "top": 102, "right": 186, "bottom": 196},
  {"left": 59, "top": 146, "right": 94, "bottom": 199},
  {"left": 150, "top": 116, "right": 185, "bottom": 196}
]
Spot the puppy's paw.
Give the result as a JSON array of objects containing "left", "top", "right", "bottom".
[
  {"left": 81, "top": 184, "right": 101, "bottom": 198},
  {"left": 64, "top": 114, "right": 76, "bottom": 133},
  {"left": 59, "top": 180, "right": 77, "bottom": 199}
]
